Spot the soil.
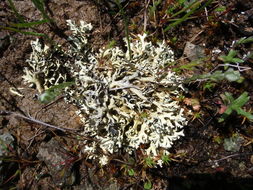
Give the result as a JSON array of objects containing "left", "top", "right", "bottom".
[{"left": 0, "top": 0, "right": 253, "bottom": 189}]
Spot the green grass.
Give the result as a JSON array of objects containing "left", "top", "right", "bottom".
[
  {"left": 114, "top": 0, "right": 132, "bottom": 59},
  {"left": 164, "top": 0, "right": 213, "bottom": 32},
  {"left": 4, "top": 0, "right": 54, "bottom": 41}
]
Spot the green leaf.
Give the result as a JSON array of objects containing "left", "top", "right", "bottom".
[
  {"left": 223, "top": 92, "right": 234, "bottom": 104},
  {"left": 128, "top": 169, "right": 135, "bottom": 176},
  {"left": 145, "top": 157, "right": 155, "bottom": 168},
  {"left": 0, "top": 26, "right": 46, "bottom": 37},
  {"left": 237, "top": 108, "right": 253, "bottom": 121},
  {"left": 231, "top": 92, "right": 249, "bottom": 109},
  {"left": 185, "top": 68, "right": 243, "bottom": 83},
  {"left": 46, "top": 81, "right": 75, "bottom": 93},
  {"left": 172, "top": 59, "right": 201, "bottom": 73},
  {"left": 203, "top": 82, "right": 215, "bottom": 91},
  {"left": 224, "top": 68, "right": 241, "bottom": 82},
  {"left": 164, "top": 0, "right": 213, "bottom": 32},
  {"left": 236, "top": 36, "right": 253, "bottom": 45},
  {"left": 38, "top": 81, "right": 74, "bottom": 104},
  {"left": 9, "top": 19, "right": 49, "bottom": 28},
  {"left": 219, "top": 50, "right": 244, "bottom": 63},
  {"left": 165, "top": 0, "right": 202, "bottom": 32},
  {"left": 38, "top": 90, "right": 57, "bottom": 104},
  {"left": 214, "top": 6, "right": 226, "bottom": 12},
  {"left": 31, "top": 0, "right": 53, "bottom": 23},
  {"left": 227, "top": 49, "right": 237, "bottom": 57},
  {"left": 144, "top": 180, "right": 152, "bottom": 190},
  {"left": 219, "top": 92, "right": 252, "bottom": 122},
  {"left": 161, "top": 154, "right": 171, "bottom": 164},
  {"left": 7, "top": 0, "right": 25, "bottom": 23}
]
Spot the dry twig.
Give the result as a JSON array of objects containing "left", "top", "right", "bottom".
[{"left": 0, "top": 110, "right": 79, "bottom": 132}]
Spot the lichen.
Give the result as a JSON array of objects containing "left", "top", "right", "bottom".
[
  {"left": 23, "top": 39, "right": 68, "bottom": 93},
  {"left": 23, "top": 20, "right": 188, "bottom": 166}
]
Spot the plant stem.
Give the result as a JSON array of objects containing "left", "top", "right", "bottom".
[
  {"left": 0, "top": 110, "right": 79, "bottom": 132},
  {"left": 115, "top": 0, "right": 132, "bottom": 60}
]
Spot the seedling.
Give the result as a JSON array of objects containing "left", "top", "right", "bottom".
[
  {"left": 144, "top": 180, "right": 152, "bottom": 190},
  {"left": 186, "top": 68, "right": 243, "bottom": 83},
  {"left": 219, "top": 92, "right": 253, "bottom": 122},
  {"left": 214, "top": 6, "right": 226, "bottom": 12},
  {"left": 38, "top": 81, "right": 75, "bottom": 104},
  {"left": 235, "top": 36, "right": 253, "bottom": 45},
  {"left": 144, "top": 157, "right": 155, "bottom": 168},
  {"left": 127, "top": 168, "right": 135, "bottom": 176},
  {"left": 161, "top": 154, "right": 171, "bottom": 165},
  {"left": 203, "top": 81, "right": 216, "bottom": 92},
  {"left": 172, "top": 59, "right": 201, "bottom": 74},
  {"left": 219, "top": 50, "right": 244, "bottom": 64}
]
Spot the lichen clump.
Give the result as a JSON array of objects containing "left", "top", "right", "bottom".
[{"left": 23, "top": 20, "right": 188, "bottom": 166}]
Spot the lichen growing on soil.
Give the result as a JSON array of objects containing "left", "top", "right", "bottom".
[{"left": 23, "top": 20, "right": 188, "bottom": 166}]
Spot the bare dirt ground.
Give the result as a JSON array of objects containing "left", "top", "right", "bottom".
[{"left": 0, "top": 0, "right": 253, "bottom": 189}]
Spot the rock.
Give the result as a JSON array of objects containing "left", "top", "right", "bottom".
[
  {"left": 223, "top": 134, "right": 244, "bottom": 152},
  {"left": 183, "top": 42, "right": 206, "bottom": 61},
  {"left": 0, "top": 132, "right": 15, "bottom": 184},
  {"left": 37, "top": 138, "right": 77, "bottom": 187},
  {"left": 0, "top": 132, "right": 14, "bottom": 165}
]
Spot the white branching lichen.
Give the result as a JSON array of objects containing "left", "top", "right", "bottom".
[
  {"left": 23, "top": 20, "right": 188, "bottom": 166},
  {"left": 23, "top": 39, "right": 68, "bottom": 93}
]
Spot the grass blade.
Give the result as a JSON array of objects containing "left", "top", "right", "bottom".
[
  {"left": 164, "top": 0, "right": 202, "bottom": 32},
  {"left": 7, "top": 0, "right": 25, "bottom": 23},
  {"left": 114, "top": 0, "right": 132, "bottom": 60},
  {"left": 0, "top": 26, "right": 46, "bottom": 37},
  {"left": 31, "top": 0, "right": 53, "bottom": 23},
  {"left": 9, "top": 19, "right": 50, "bottom": 28},
  {"left": 164, "top": 0, "right": 213, "bottom": 32}
]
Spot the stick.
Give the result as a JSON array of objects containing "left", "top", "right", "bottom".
[{"left": 0, "top": 110, "right": 79, "bottom": 132}]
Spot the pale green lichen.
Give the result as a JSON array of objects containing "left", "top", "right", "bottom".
[
  {"left": 23, "top": 20, "right": 188, "bottom": 166},
  {"left": 23, "top": 39, "right": 68, "bottom": 93}
]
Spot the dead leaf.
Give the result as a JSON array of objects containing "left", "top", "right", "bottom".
[
  {"left": 183, "top": 98, "right": 201, "bottom": 111},
  {"left": 218, "top": 105, "right": 227, "bottom": 114}
]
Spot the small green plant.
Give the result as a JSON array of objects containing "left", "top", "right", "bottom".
[
  {"left": 219, "top": 49, "right": 244, "bottom": 64},
  {"left": 167, "top": 0, "right": 187, "bottom": 15},
  {"left": 214, "top": 6, "right": 226, "bottom": 12},
  {"left": 38, "top": 81, "right": 75, "bottom": 104},
  {"left": 203, "top": 81, "right": 216, "bottom": 92},
  {"left": 149, "top": 0, "right": 162, "bottom": 22},
  {"left": 127, "top": 168, "right": 135, "bottom": 176},
  {"left": 31, "top": 0, "right": 54, "bottom": 24},
  {"left": 144, "top": 180, "right": 152, "bottom": 190},
  {"left": 114, "top": 0, "right": 132, "bottom": 59},
  {"left": 161, "top": 154, "right": 171, "bottom": 165},
  {"left": 235, "top": 36, "right": 253, "bottom": 45},
  {"left": 172, "top": 59, "right": 202, "bottom": 74},
  {"left": 186, "top": 68, "right": 244, "bottom": 83},
  {"left": 144, "top": 157, "right": 155, "bottom": 168},
  {"left": 2, "top": 0, "right": 54, "bottom": 40},
  {"left": 2, "top": 20, "right": 50, "bottom": 37},
  {"left": 219, "top": 92, "right": 253, "bottom": 122},
  {"left": 164, "top": 0, "right": 213, "bottom": 32}
]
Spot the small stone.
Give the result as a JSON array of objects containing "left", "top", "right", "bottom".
[
  {"left": 0, "top": 132, "right": 14, "bottom": 165},
  {"left": 223, "top": 133, "right": 244, "bottom": 152},
  {"left": 183, "top": 42, "right": 206, "bottom": 61},
  {"left": 37, "top": 138, "right": 76, "bottom": 187}
]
